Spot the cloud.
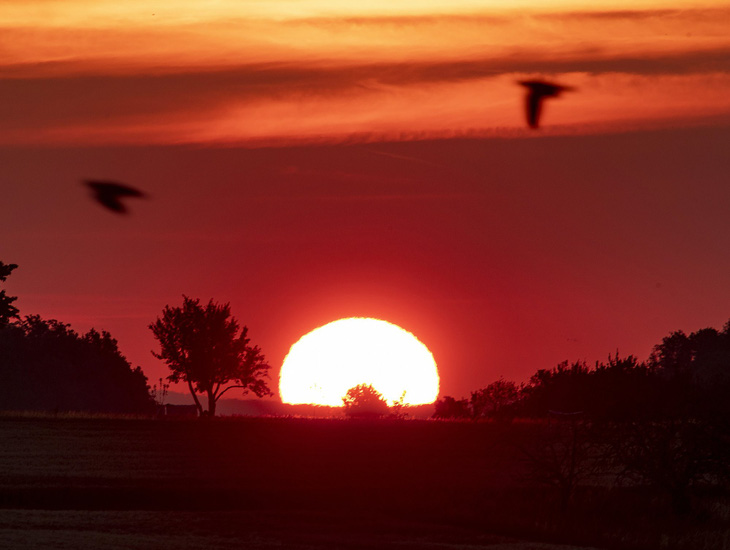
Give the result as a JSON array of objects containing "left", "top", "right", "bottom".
[
  {"left": 291, "top": 7, "right": 729, "bottom": 25},
  {"left": 3, "top": 5, "right": 729, "bottom": 71},
  {"left": 1, "top": 46, "right": 728, "bottom": 131},
  {"left": 2, "top": 3, "right": 729, "bottom": 145}
]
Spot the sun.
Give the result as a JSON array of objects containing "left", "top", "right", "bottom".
[{"left": 279, "top": 317, "right": 439, "bottom": 407}]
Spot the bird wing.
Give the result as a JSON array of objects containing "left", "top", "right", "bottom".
[
  {"left": 87, "top": 181, "right": 145, "bottom": 198},
  {"left": 97, "top": 196, "right": 127, "bottom": 213},
  {"left": 84, "top": 180, "right": 145, "bottom": 214}
]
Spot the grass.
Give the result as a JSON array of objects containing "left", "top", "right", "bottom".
[
  {"left": 0, "top": 410, "right": 155, "bottom": 420},
  {"left": 0, "top": 509, "right": 601, "bottom": 550},
  {"left": 0, "top": 416, "right": 728, "bottom": 549}
]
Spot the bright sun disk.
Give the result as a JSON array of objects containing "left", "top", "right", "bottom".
[{"left": 279, "top": 317, "right": 439, "bottom": 406}]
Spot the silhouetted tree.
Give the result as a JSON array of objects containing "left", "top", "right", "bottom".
[
  {"left": 648, "top": 330, "right": 696, "bottom": 417},
  {"left": 0, "top": 315, "right": 154, "bottom": 413},
  {"left": 522, "top": 360, "right": 591, "bottom": 416},
  {"left": 471, "top": 378, "right": 522, "bottom": 421},
  {"left": 590, "top": 353, "right": 653, "bottom": 422},
  {"left": 432, "top": 395, "right": 470, "bottom": 419},
  {"left": 606, "top": 419, "right": 724, "bottom": 515},
  {"left": 602, "top": 322, "right": 730, "bottom": 513},
  {"left": 389, "top": 391, "right": 410, "bottom": 419},
  {"left": 521, "top": 354, "right": 653, "bottom": 422},
  {"left": 649, "top": 323, "right": 730, "bottom": 422},
  {"left": 342, "top": 384, "right": 389, "bottom": 419},
  {"left": 0, "top": 261, "right": 19, "bottom": 327},
  {"left": 149, "top": 296, "right": 271, "bottom": 416},
  {"left": 518, "top": 415, "right": 602, "bottom": 512}
]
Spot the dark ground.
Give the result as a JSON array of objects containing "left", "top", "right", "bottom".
[{"left": 0, "top": 416, "right": 727, "bottom": 549}]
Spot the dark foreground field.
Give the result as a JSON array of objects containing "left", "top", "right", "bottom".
[{"left": 0, "top": 417, "right": 728, "bottom": 549}]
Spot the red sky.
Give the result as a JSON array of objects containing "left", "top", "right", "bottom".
[{"left": 1, "top": 0, "right": 729, "bottom": 400}]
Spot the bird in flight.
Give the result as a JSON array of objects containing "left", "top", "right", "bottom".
[
  {"left": 518, "top": 80, "right": 574, "bottom": 129},
  {"left": 84, "top": 180, "right": 146, "bottom": 214}
]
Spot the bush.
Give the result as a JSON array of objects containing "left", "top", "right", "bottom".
[{"left": 342, "top": 384, "right": 390, "bottom": 419}]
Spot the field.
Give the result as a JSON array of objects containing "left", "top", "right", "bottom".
[{"left": 0, "top": 416, "right": 728, "bottom": 549}]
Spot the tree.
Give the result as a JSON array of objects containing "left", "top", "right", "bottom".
[
  {"left": 389, "top": 391, "right": 410, "bottom": 419},
  {"left": 649, "top": 323, "right": 730, "bottom": 421},
  {"left": 470, "top": 378, "right": 521, "bottom": 420},
  {"left": 342, "top": 383, "right": 390, "bottom": 418},
  {"left": 149, "top": 296, "right": 272, "bottom": 416},
  {"left": 518, "top": 415, "right": 603, "bottom": 512},
  {"left": 0, "top": 261, "right": 19, "bottom": 327},
  {"left": 432, "top": 395, "right": 471, "bottom": 419},
  {"left": 591, "top": 353, "right": 653, "bottom": 422},
  {"left": 0, "top": 315, "right": 154, "bottom": 414},
  {"left": 605, "top": 419, "right": 724, "bottom": 515},
  {"left": 522, "top": 360, "right": 591, "bottom": 416},
  {"left": 520, "top": 354, "right": 652, "bottom": 421}
]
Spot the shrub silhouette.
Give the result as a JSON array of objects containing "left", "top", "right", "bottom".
[
  {"left": 432, "top": 395, "right": 470, "bottom": 419},
  {"left": 342, "top": 383, "right": 390, "bottom": 418}
]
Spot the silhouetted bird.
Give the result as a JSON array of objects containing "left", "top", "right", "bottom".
[
  {"left": 518, "top": 80, "right": 573, "bottom": 129},
  {"left": 84, "top": 180, "right": 146, "bottom": 214}
]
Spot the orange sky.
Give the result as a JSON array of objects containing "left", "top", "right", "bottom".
[
  {"left": 2, "top": 1, "right": 730, "bottom": 144},
  {"left": 1, "top": 1, "right": 730, "bottom": 402}
]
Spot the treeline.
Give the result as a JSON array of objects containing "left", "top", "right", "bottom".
[
  {"left": 435, "top": 321, "right": 730, "bottom": 514},
  {"left": 0, "top": 262, "right": 154, "bottom": 414},
  {"left": 435, "top": 321, "right": 730, "bottom": 423}
]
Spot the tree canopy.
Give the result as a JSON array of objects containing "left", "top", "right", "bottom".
[
  {"left": 433, "top": 321, "right": 730, "bottom": 514},
  {"left": 0, "top": 260, "right": 153, "bottom": 414},
  {"left": 436, "top": 319, "right": 730, "bottom": 424},
  {"left": 470, "top": 378, "right": 521, "bottom": 420},
  {"left": 0, "top": 315, "right": 154, "bottom": 413},
  {"left": 0, "top": 261, "right": 19, "bottom": 327},
  {"left": 149, "top": 296, "right": 272, "bottom": 416},
  {"left": 433, "top": 395, "right": 471, "bottom": 419},
  {"left": 342, "top": 383, "right": 390, "bottom": 418}
]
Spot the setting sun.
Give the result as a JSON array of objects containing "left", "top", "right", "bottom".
[{"left": 279, "top": 318, "right": 439, "bottom": 406}]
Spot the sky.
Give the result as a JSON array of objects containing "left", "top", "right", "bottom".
[{"left": 1, "top": 0, "right": 729, "bottom": 401}]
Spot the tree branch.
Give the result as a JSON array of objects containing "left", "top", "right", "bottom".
[{"left": 215, "top": 385, "right": 249, "bottom": 402}]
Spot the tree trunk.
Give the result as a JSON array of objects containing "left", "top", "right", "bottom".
[
  {"left": 187, "top": 380, "right": 204, "bottom": 416},
  {"left": 206, "top": 390, "right": 216, "bottom": 417}
]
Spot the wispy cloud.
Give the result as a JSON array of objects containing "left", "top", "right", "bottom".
[{"left": 1, "top": 2, "right": 728, "bottom": 145}]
